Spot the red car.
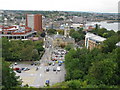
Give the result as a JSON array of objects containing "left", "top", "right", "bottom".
[{"left": 13, "top": 68, "right": 20, "bottom": 71}]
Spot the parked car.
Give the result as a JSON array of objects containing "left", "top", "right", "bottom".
[
  {"left": 23, "top": 68, "right": 30, "bottom": 71},
  {"left": 14, "top": 62, "right": 17, "bottom": 65},
  {"left": 52, "top": 63, "right": 55, "bottom": 66},
  {"left": 14, "top": 68, "right": 20, "bottom": 71},
  {"left": 45, "top": 80, "right": 50, "bottom": 86},
  {"left": 53, "top": 67, "right": 56, "bottom": 71},
  {"left": 48, "top": 62, "right": 52, "bottom": 65},
  {"left": 58, "top": 63, "right": 62, "bottom": 66},
  {"left": 57, "top": 67, "right": 61, "bottom": 71},
  {"left": 16, "top": 70, "right": 21, "bottom": 73},
  {"left": 46, "top": 67, "right": 49, "bottom": 72}
]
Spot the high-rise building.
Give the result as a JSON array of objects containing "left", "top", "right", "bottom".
[{"left": 26, "top": 14, "right": 42, "bottom": 32}]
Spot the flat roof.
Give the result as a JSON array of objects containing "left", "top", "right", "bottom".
[
  {"left": 0, "top": 31, "right": 36, "bottom": 37},
  {"left": 86, "top": 33, "right": 106, "bottom": 42}
]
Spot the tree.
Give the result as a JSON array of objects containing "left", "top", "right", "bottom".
[
  {"left": 57, "top": 29, "right": 64, "bottom": 35},
  {"left": 47, "top": 29, "right": 57, "bottom": 35},
  {"left": 20, "top": 46, "right": 33, "bottom": 60},
  {"left": 69, "top": 29, "right": 75, "bottom": 36},
  {"left": 65, "top": 44, "right": 73, "bottom": 51},
  {"left": 71, "top": 31, "right": 81, "bottom": 42},
  {"left": 102, "top": 35, "right": 119, "bottom": 53},
  {"left": 32, "top": 49, "right": 39, "bottom": 60},
  {"left": 2, "top": 60, "right": 22, "bottom": 89},
  {"left": 88, "top": 59, "right": 117, "bottom": 85}
]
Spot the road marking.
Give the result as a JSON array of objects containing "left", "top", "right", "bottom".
[{"left": 40, "top": 74, "right": 42, "bottom": 77}]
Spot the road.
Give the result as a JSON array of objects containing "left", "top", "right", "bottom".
[{"left": 15, "top": 35, "right": 66, "bottom": 88}]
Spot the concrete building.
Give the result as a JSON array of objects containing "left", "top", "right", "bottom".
[
  {"left": 85, "top": 33, "right": 106, "bottom": 50},
  {"left": 26, "top": 14, "right": 42, "bottom": 32}
]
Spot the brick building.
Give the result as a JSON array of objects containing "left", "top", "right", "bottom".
[
  {"left": 26, "top": 14, "right": 42, "bottom": 32},
  {"left": 85, "top": 33, "right": 106, "bottom": 50}
]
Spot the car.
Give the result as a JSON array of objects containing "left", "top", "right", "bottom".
[
  {"left": 57, "top": 67, "right": 61, "bottom": 71},
  {"left": 58, "top": 63, "right": 62, "bottom": 66},
  {"left": 52, "top": 63, "right": 55, "bottom": 66},
  {"left": 46, "top": 67, "right": 49, "bottom": 72},
  {"left": 21, "top": 68, "right": 25, "bottom": 70},
  {"left": 53, "top": 67, "right": 56, "bottom": 71},
  {"left": 45, "top": 80, "right": 50, "bottom": 86},
  {"left": 16, "top": 70, "right": 21, "bottom": 73},
  {"left": 14, "top": 68, "right": 20, "bottom": 71},
  {"left": 14, "top": 62, "right": 17, "bottom": 65},
  {"left": 48, "top": 62, "right": 52, "bottom": 65},
  {"left": 23, "top": 68, "right": 30, "bottom": 71},
  {"left": 31, "top": 63, "right": 34, "bottom": 65}
]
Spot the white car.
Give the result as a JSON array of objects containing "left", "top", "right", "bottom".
[{"left": 57, "top": 67, "right": 61, "bottom": 71}]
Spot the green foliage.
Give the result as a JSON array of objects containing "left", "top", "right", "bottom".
[
  {"left": 47, "top": 29, "right": 57, "bottom": 35},
  {"left": 101, "top": 35, "right": 119, "bottom": 53},
  {"left": 57, "top": 29, "right": 64, "bottom": 35},
  {"left": 69, "top": 29, "right": 75, "bottom": 36},
  {"left": 2, "top": 59, "right": 22, "bottom": 89},
  {"left": 65, "top": 44, "right": 73, "bottom": 51},
  {"left": 69, "top": 29, "right": 85, "bottom": 42},
  {"left": 2, "top": 38, "right": 44, "bottom": 61},
  {"left": 90, "top": 28, "right": 116, "bottom": 38},
  {"left": 64, "top": 45, "right": 120, "bottom": 88},
  {"left": 88, "top": 59, "right": 117, "bottom": 85}
]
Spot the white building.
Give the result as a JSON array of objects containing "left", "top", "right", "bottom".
[{"left": 85, "top": 33, "right": 106, "bottom": 50}]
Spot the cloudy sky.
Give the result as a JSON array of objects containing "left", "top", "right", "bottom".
[{"left": 0, "top": 0, "right": 119, "bottom": 13}]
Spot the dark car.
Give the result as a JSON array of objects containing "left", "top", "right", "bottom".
[
  {"left": 58, "top": 63, "right": 62, "bottom": 66},
  {"left": 53, "top": 67, "right": 56, "bottom": 71},
  {"left": 31, "top": 63, "right": 34, "bottom": 65},
  {"left": 16, "top": 70, "right": 21, "bottom": 73},
  {"left": 46, "top": 68, "right": 49, "bottom": 72},
  {"left": 23, "top": 68, "right": 30, "bottom": 71}
]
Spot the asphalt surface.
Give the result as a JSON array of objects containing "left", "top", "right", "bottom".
[{"left": 14, "top": 36, "right": 66, "bottom": 88}]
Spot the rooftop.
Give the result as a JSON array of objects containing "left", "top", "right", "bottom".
[{"left": 86, "top": 33, "right": 106, "bottom": 42}]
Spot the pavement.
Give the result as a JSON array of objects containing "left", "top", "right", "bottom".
[{"left": 13, "top": 36, "right": 66, "bottom": 88}]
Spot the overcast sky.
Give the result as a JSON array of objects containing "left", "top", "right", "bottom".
[{"left": 0, "top": 0, "right": 119, "bottom": 13}]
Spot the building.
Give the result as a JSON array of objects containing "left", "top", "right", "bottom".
[
  {"left": 26, "top": 14, "right": 42, "bottom": 32},
  {"left": 70, "top": 23, "right": 84, "bottom": 30},
  {"left": 85, "top": 33, "right": 106, "bottom": 50},
  {"left": 52, "top": 32, "right": 75, "bottom": 47},
  {"left": 0, "top": 25, "right": 36, "bottom": 39}
]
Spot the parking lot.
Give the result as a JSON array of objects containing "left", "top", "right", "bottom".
[{"left": 12, "top": 48, "right": 66, "bottom": 87}]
